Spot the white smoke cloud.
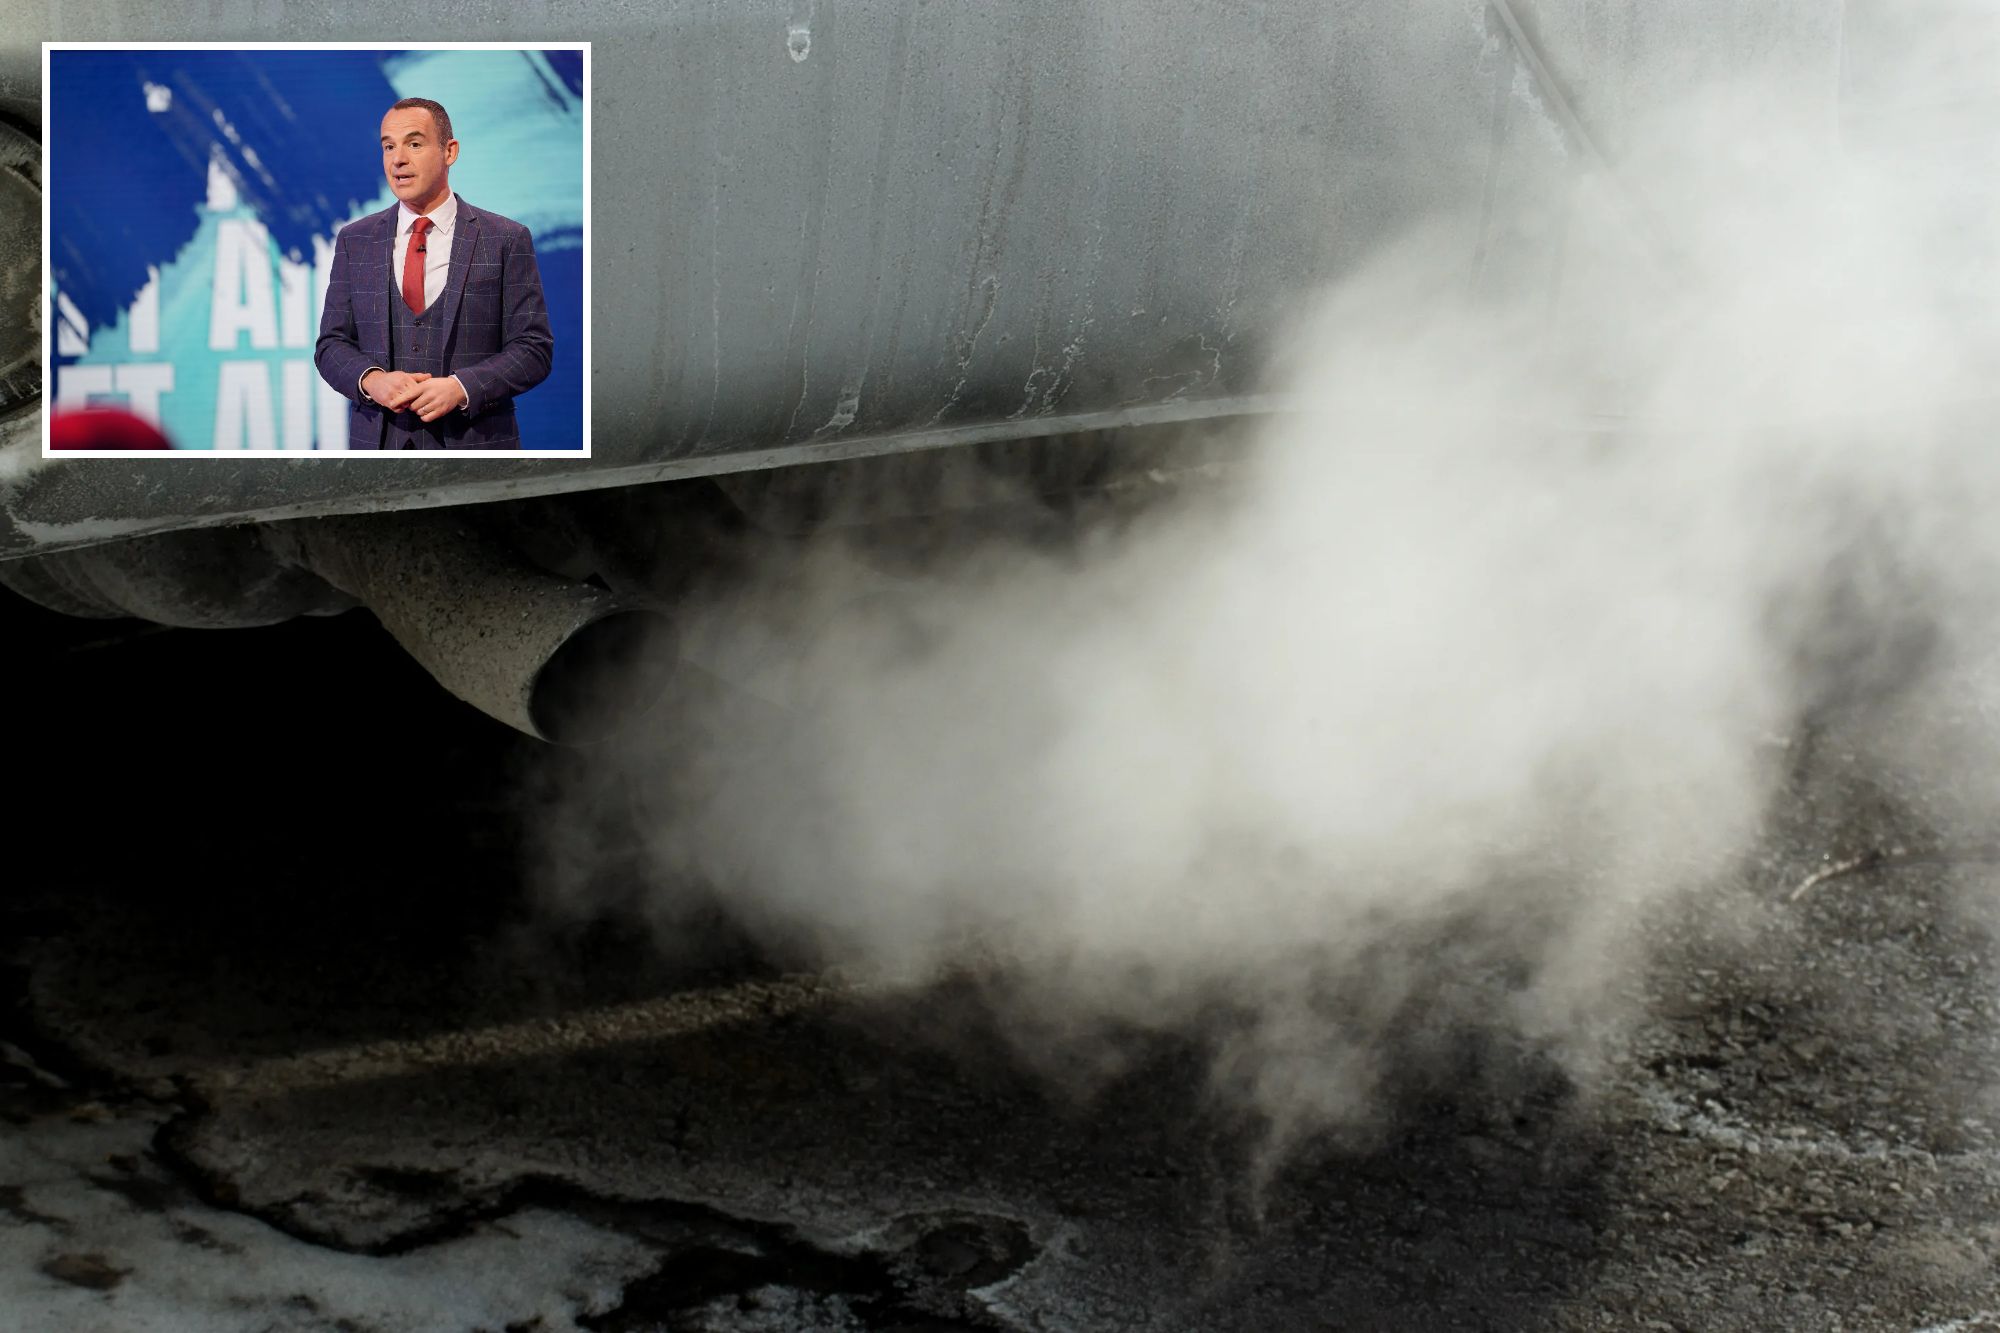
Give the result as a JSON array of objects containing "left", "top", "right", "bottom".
[{"left": 533, "top": 2, "right": 2000, "bottom": 1154}]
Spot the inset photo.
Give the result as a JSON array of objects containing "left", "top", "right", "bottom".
[{"left": 45, "top": 42, "right": 588, "bottom": 454}]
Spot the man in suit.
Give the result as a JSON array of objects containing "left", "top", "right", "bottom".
[{"left": 314, "top": 97, "right": 554, "bottom": 450}]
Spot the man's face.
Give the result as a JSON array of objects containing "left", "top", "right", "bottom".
[{"left": 380, "top": 107, "right": 456, "bottom": 213}]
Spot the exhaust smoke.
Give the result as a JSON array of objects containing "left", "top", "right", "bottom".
[{"left": 533, "top": 6, "right": 2000, "bottom": 1152}]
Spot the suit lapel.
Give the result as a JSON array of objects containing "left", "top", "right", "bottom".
[
  {"left": 438, "top": 200, "right": 481, "bottom": 347},
  {"left": 366, "top": 204, "right": 398, "bottom": 357}
]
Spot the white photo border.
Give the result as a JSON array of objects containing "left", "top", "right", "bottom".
[{"left": 41, "top": 39, "right": 592, "bottom": 460}]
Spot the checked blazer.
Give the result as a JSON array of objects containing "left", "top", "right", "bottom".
[{"left": 314, "top": 198, "right": 554, "bottom": 450}]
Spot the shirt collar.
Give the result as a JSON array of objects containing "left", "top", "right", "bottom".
[{"left": 397, "top": 190, "right": 457, "bottom": 237}]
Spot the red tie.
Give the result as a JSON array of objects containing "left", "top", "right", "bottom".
[{"left": 402, "top": 216, "right": 434, "bottom": 314}]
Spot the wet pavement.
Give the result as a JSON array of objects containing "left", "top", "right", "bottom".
[{"left": 8, "top": 588, "right": 2000, "bottom": 1332}]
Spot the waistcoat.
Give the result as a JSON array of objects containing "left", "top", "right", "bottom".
[{"left": 383, "top": 259, "right": 446, "bottom": 450}]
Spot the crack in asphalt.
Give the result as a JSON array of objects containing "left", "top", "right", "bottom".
[
  {"left": 5, "top": 939, "right": 1036, "bottom": 1332},
  {"left": 151, "top": 1113, "right": 1034, "bottom": 1329}
]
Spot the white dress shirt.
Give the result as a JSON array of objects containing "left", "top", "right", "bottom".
[
  {"left": 359, "top": 190, "right": 469, "bottom": 413},
  {"left": 395, "top": 190, "right": 456, "bottom": 310}
]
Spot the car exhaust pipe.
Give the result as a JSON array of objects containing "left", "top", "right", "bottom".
[
  {"left": 0, "top": 524, "right": 354, "bottom": 628},
  {"left": 0, "top": 510, "right": 678, "bottom": 744},
  {"left": 262, "top": 511, "right": 676, "bottom": 744}
]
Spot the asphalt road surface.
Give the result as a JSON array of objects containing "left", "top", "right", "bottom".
[{"left": 7, "top": 585, "right": 2000, "bottom": 1332}]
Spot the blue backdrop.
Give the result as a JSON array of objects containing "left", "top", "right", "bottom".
[{"left": 50, "top": 48, "right": 585, "bottom": 451}]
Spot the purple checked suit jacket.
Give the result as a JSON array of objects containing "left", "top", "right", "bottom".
[{"left": 313, "top": 199, "right": 554, "bottom": 450}]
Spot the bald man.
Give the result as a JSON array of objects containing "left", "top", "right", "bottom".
[{"left": 314, "top": 96, "right": 553, "bottom": 450}]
